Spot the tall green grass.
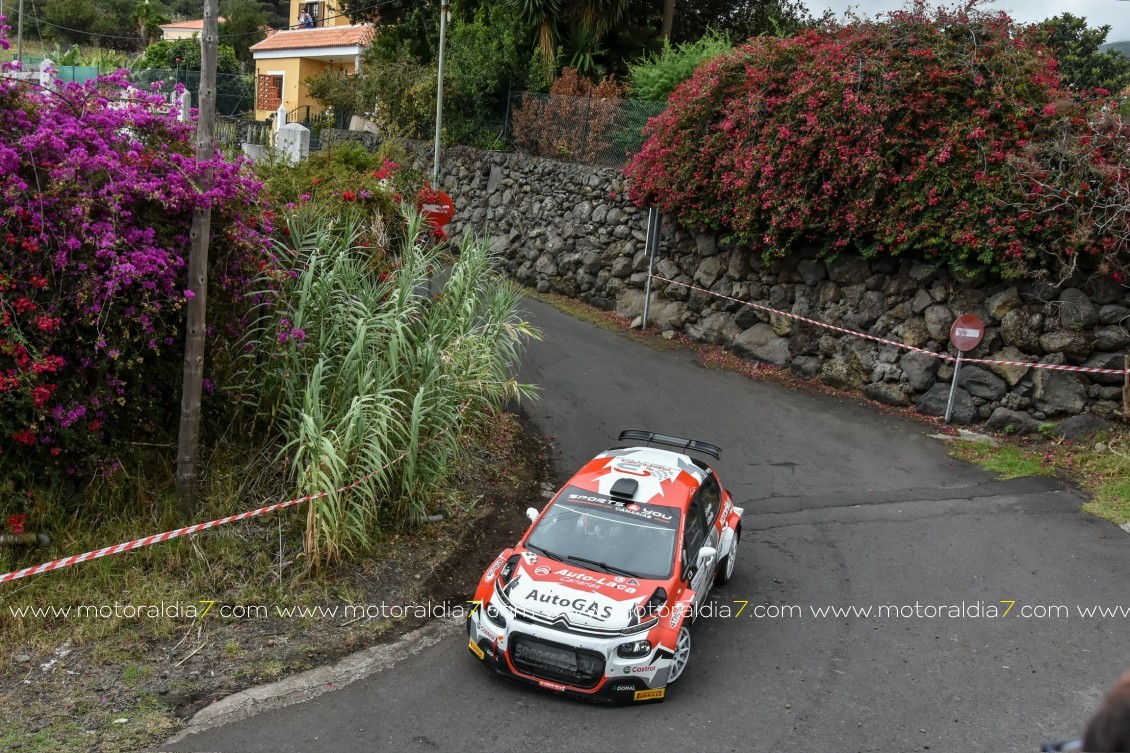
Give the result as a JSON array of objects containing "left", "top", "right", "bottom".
[{"left": 239, "top": 204, "right": 539, "bottom": 566}]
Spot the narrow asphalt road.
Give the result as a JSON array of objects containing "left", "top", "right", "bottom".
[{"left": 167, "top": 298, "right": 1129, "bottom": 753}]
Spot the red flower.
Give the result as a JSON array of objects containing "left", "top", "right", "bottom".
[
  {"left": 341, "top": 191, "right": 357, "bottom": 202},
  {"left": 87, "top": 420, "right": 101, "bottom": 432},
  {"left": 6, "top": 514, "right": 25, "bottom": 535},
  {"left": 35, "top": 315, "right": 60, "bottom": 332},
  {"left": 11, "top": 428, "right": 36, "bottom": 446}
]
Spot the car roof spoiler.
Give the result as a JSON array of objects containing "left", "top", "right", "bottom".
[{"left": 617, "top": 430, "right": 721, "bottom": 460}]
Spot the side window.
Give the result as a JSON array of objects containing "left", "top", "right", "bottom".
[
  {"left": 684, "top": 496, "right": 706, "bottom": 561},
  {"left": 698, "top": 477, "right": 721, "bottom": 528}
]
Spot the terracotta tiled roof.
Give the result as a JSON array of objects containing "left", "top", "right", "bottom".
[{"left": 250, "top": 25, "right": 374, "bottom": 52}]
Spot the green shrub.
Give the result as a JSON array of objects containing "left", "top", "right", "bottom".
[
  {"left": 627, "top": 30, "right": 733, "bottom": 102},
  {"left": 256, "top": 141, "right": 422, "bottom": 243},
  {"left": 358, "top": 55, "right": 438, "bottom": 140}
]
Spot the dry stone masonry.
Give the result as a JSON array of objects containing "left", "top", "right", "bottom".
[{"left": 408, "top": 143, "right": 1129, "bottom": 430}]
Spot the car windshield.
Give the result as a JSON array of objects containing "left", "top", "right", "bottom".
[{"left": 525, "top": 488, "right": 681, "bottom": 580}]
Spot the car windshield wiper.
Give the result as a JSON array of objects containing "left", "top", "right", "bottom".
[
  {"left": 564, "top": 555, "right": 639, "bottom": 578},
  {"left": 525, "top": 543, "right": 568, "bottom": 563}
]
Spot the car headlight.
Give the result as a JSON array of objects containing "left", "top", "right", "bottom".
[
  {"left": 484, "top": 601, "right": 507, "bottom": 629},
  {"left": 617, "top": 639, "right": 652, "bottom": 659}
]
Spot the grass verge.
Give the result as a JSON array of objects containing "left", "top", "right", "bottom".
[{"left": 1, "top": 409, "right": 549, "bottom": 753}]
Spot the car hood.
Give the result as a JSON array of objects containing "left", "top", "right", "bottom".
[{"left": 499, "top": 553, "right": 656, "bottom": 632}]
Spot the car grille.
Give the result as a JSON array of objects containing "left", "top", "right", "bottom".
[{"left": 509, "top": 633, "right": 606, "bottom": 689}]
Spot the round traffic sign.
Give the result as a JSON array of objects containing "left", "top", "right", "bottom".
[
  {"left": 419, "top": 190, "right": 455, "bottom": 231},
  {"left": 949, "top": 314, "right": 985, "bottom": 352}
]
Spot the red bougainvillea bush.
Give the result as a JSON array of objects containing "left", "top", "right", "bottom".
[
  {"left": 0, "top": 21, "right": 268, "bottom": 482},
  {"left": 625, "top": 0, "right": 1129, "bottom": 281}
]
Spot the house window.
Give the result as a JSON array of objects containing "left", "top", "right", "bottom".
[
  {"left": 304, "top": 1, "right": 325, "bottom": 27},
  {"left": 257, "top": 74, "right": 283, "bottom": 111}
]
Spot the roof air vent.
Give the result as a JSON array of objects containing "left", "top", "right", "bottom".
[{"left": 610, "top": 478, "right": 638, "bottom": 502}]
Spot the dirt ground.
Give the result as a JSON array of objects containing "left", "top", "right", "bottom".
[{"left": 0, "top": 411, "right": 555, "bottom": 753}]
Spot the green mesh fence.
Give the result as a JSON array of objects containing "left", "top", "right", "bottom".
[
  {"left": 129, "top": 69, "right": 256, "bottom": 118},
  {"left": 508, "top": 91, "right": 666, "bottom": 168}
]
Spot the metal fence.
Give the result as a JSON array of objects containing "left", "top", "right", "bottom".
[
  {"left": 508, "top": 91, "right": 665, "bottom": 168},
  {"left": 129, "top": 68, "right": 256, "bottom": 117},
  {"left": 285, "top": 105, "right": 339, "bottom": 151},
  {"left": 216, "top": 115, "right": 271, "bottom": 152}
]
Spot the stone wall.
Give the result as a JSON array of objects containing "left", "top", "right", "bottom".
[{"left": 407, "top": 142, "right": 1129, "bottom": 430}]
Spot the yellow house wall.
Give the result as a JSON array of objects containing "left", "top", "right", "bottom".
[
  {"left": 290, "top": 0, "right": 350, "bottom": 28},
  {"left": 254, "top": 57, "right": 353, "bottom": 121},
  {"left": 160, "top": 29, "right": 200, "bottom": 41}
]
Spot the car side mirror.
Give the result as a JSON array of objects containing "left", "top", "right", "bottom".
[
  {"left": 526, "top": 507, "right": 539, "bottom": 523},
  {"left": 697, "top": 546, "right": 717, "bottom": 565}
]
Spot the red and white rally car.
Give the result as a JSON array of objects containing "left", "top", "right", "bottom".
[{"left": 467, "top": 430, "right": 743, "bottom": 704}]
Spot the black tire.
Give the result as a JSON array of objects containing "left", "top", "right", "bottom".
[{"left": 715, "top": 529, "right": 739, "bottom": 586}]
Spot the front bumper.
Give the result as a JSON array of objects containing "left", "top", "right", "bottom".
[{"left": 466, "top": 611, "right": 670, "bottom": 704}]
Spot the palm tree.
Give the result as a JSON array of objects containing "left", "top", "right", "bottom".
[
  {"left": 577, "top": 0, "right": 628, "bottom": 36},
  {"left": 132, "top": 0, "right": 169, "bottom": 47},
  {"left": 511, "top": 0, "right": 562, "bottom": 68}
]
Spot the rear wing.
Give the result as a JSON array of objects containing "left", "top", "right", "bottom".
[{"left": 617, "top": 430, "right": 721, "bottom": 460}]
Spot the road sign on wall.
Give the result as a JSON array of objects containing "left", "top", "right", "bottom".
[{"left": 949, "top": 314, "right": 985, "bottom": 352}]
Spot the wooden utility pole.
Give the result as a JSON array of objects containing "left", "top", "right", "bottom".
[
  {"left": 16, "top": 0, "right": 24, "bottom": 70},
  {"left": 175, "top": 0, "right": 219, "bottom": 514}
]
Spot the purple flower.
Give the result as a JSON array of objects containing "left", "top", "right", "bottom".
[
  {"left": 291, "top": 328, "right": 306, "bottom": 343},
  {"left": 184, "top": 289, "right": 195, "bottom": 300}
]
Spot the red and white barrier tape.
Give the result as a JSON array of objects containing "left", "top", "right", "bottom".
[
  {"left": 651, "top": 274, "right": 1129, "bottom": 376},
  {"left": 0, "top": 446, "right": 413, "bottom": 584}
]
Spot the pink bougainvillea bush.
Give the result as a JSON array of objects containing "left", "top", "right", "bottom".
[
  {"left": 625, "top": 1, "right": 1129, "bottom": 281},
  {"left": 0, "top": 21, "right": 268, "bottom": 481}
]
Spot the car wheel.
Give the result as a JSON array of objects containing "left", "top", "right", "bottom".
[
  {"left": 667, "top": 625, "right": 692, "bottom": 684},
  {"left": 715, "top": 531, "right": 739, "bottom": 585}
]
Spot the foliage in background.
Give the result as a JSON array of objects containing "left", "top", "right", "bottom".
[
  {"left": 36, "top": 0, "right": 144, "bottom": 47},
  {"left": 240, "top": 203, "right": 538, "bottom": 565},
  {"left": 0, "top": 55, "right": 267, "bottom": 493},
  {"left": 131, "top": 38, "right": 254, "bottom": 114},
  {"left": 676, "top": 0, "right": 814, "bottom": 43},
  {"left": 625, "top": 1, "right": 1129, "bottom": 281},
  {"left": 358, "top": 53, "right": 438, "bottom": 140},
  {"left": 445, "top": 2, "right": 528, "bottom": 147},
  {"left": 1036, "top": 13, "right": 1130, "bottom": 94},
  {"left": 134, "top": 37, "right": 241, "bottom": 74},
  {"left": 508, "top": 0, "right": 628, "bottom": 77},
  {"left": 129, "top": 0, "right": 170, "bottom": 46},
  {"left": 256, "top": 141, "right": 421, "bottom": 237},
  {"left": 305, "top": 68, "right": 362, "bottom": 122},
  {"left": 627, "top": 29, "right": 732, "bottom": 101},
  {"left": 219, "top": 0, "right": 270, "bottom": 66},
  {"left": 356, "top": 2, "right": 525, "bottom": 146}
]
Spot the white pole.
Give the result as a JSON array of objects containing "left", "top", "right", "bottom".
[{"left": 432, "top": 0, "right": 449, "bottom": 187}]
